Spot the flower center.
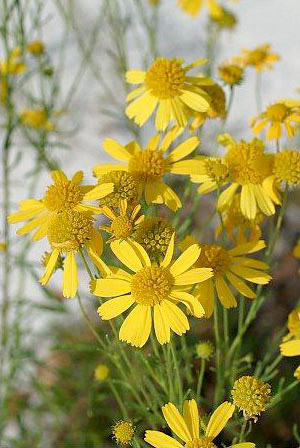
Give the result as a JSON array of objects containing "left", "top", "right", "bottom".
[
  {"left": 225, "top": 140, "right": 273, "bottom": 185},
  {"left": 131, "top": 266, "right": 174, "bottom": 306},
  {"left": 266, "top": 103, "right": 289, "bottom": 122},
  {"left": 196, "top": 245, "right": 231, "bottom": 276},
  {"left": 145, "top": 57, "right": 185, "bottom": 99},
  {"left": 44, "top": 180, "right": 83, "bottom": 212},
  {"left": 204, "top": 159, "right": 229, "bottom": 184},
  {"left": 134, "top": 217, "right": 174, "bottom": 260},
  {"left": 128, "top": 149, "right": 167, "bottom": 183},
  {"left": 247, "top": 49, "right": 267, "bottom": 65},
  {"left": 47, "top": 211, "right": 93, "bottom": 251},
  {"left": 111, "top": 215, "right": 134, "bottom": 239},
  {"left": 232, "top": 376, "right": 272, "bottom": 420},
  {"left": 273, "top": 150, "right": 300, "bottom": 186},
  {"left": 185, "top": 437, "right": 217, "bottom": 448},
  {"left": 97, "top": 171, "right": 139, "bottom": 207},
  {"left": 112, "top": 420, "right": 134, "bottom": 446}
]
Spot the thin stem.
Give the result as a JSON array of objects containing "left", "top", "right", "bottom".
[
  {"left": 196, "top": 359, "right": 206, "bottom": 403},
  {"left": 77, "top": 293, "right": 106, "bottom": 350},
  {"left": 268, "top": 380, "right": 299, "bottom": 408},
  {"left": 170, "top": 339, "right": 183, "bottom": 404},
  {"left": 213, "top": 298, "right": 222, "bottom": 406}
]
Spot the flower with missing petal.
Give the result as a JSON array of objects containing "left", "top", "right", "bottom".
[
  {"left": 145, "top": 399, "right": 255, "bottom": 448},
  {"left": 93, "top": 236, "right": 212, "bottom": 347},
  {"left": 181, "top": 237, "right": 271, "bottom": 318},
  {"left": 126, "top": 58, "right": 212, "bottom": 130},
  {"left": 40, "top": 210, "right": 103, "bottom": 298},
  {"left": 8, "top": 170, "right": 113, "bottom": 242},
  {"left": 93, "top": 129, "right": 203, "bottom": 211},
  {"left": 251, "top": 100, "right": 300, "bottom": 140}
]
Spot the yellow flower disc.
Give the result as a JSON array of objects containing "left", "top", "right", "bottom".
[
  {"left": 128, "top": 149, "right": 167, "bottom": 182},
  {"left": 97, "top": 171, "right": 139, "bottom": 207},
  {"left": 47, "top": 211, "right": 93, "bottom": 251},
  {"left": 112, "top": 420, "right": 135, "bottom": 446},
  {"left": 44, "top": 180, "right": 83, "bottom": 212},
  {"left": 273, "top": 150, "right": 300, "bottom": 186},
  {"left": 131, "top": 266, "right": 174, "bottom": 305},
  {"left": 145, "top": 58, "right": 185, "bottom": 99},
  {"left": 232, "top": 375, "right": 271, "bottom": 419}
]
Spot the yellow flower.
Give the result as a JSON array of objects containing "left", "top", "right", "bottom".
[
  {"left": 20, "top": 109, "right": 55, "bottom": 132},
  {"left": 232, "top": 376, "right": 271, "bottom": 421},
  {"left": 190, "top": 83, "right": 226, "bottom": 130},
  {"left": 94, "top": 364, "right": 109, "bottom": 381},
  {"left": 26, "top": 40, "right": 45, "bottom": 56},
  {"left": 0, "top": 79, "right": 7, "bottom": 104},
  {"left": 112, "top": 420, "right": 135, "bottom": 446},
  {"left": 93, "top": 129, "right": 202, "bottom": 211},
  {"left": 216, "top": 194, "right": 266, "bottom": 244},
  {"left": 209, "top": 5, "right": 237, "bottom": 29},
  {"left": 293, "top": 242, "right": 300, "bottom": 259},
  {"left": 273, "top": 150, "right": 300, "bottom": 187},
  {"left": 218, "top": 61, "right": 244, "bottom": 86},
  {"left": 145, "top": 399, "right": 255, "bottom": 448},
  {"left": 280, "top": 308, "right": 300, "bottom": 357},
  {"left": 148, "top": 0, "right": 160, "bottom": 5},
  {"left": 294, "top": 366, "right": 300, "bottom": 381},
  {"left": 94, "top": 236, "right": 212, "bottom": 347},
  {"left": 177, "top": 0, "right": 223, "bottom": 18},
  {"left": 0, "top": 47, "right": 26, "bottom": 75},
  {"left": 238, "top": 44, "right": 279, "bottom": 72},
  {"left": 251, "top": 100, "right": 300, "bottom": 140},
  {"left": 40, "top": 210, "right": 103, "bottom": 298},
  {"left": 126, "top": 58, "right": 212, "bottom": 130},
  {"left": 133, "top": 216, "right": 174, "bottom": 261},
  {"left": 8, "top": 170, "right": 113, "bottom": 242},
  {"left": 183, "top": 237, "right": 271, "bottom": 317},
  {"left": 100, "top": 200, "right": 144, "bottom": 242},
  {"left": 192, "top": 136, "right": 281, "bottom": 219},
  {"left": 196, "top": 340, "right": 214, "bottom": 360}
]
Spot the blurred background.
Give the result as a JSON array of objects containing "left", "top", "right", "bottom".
[{"left": 1, "top": 0, "right": 300, "bottom": 447}]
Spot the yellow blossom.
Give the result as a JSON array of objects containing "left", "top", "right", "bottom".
[
  {"left": 177, "top": 0, "right": 223, "bottom": 18},
  {"left": 133, "top": 216, "right": 174, "bottom": 261},
  {"left": 273, "top": 150, "right": 300, "bottom": 187},
  {"left": 218, "top": 61, "right": 244, "bottom": 86},
  {"left": 209, "top": 5, "right": 237, "bottom": 29},
  {"left": 100, "top": 200, "right": 144, "bottom": 242},
  {"left": 112, "top": 420, "right": 135, "bottom": 446},
  {"left": 94, "top": 235, "right": 212, "bottom": 347},
  {"left": 26, "top": 40, "right": 45, "bottom": 56},
  {"left": 94, "top": 364, "right": 109, "bottom": 381},
  {"left": 126, "top": 57, "right": 212, "bottom": 130},
  {"left": 20, "top": 109, "right": 55, "bottom": 132},
  {"left": 238, "top": 44, "right": 279, "bottom": 72},
  {"left": 280, "top": 308, "right": 300, "bottom": 358},
  {"left": 196, "top": 340, "right": 214, "bottom": 360},
  {"left": 232, "top": 376, "right": 271, "bottom": 421},
  {"left": 0, "top": 47, "right": 26, "bottom": 75},
  {"left": 93, "top": 129, "right": 203, "bottom": 211},
  {"left": 190, "top": 83, "right": 226, "bottom": 130}
]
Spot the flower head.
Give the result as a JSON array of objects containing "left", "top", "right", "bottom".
[
  {"left": 209, "top": 5, "right": 237, "bottom": 29},
  {"left": 280, "top": 308, "right": 300, "bottom": 359},
  {"left": 232, "top": 376, "right": 271, "bottom": 421},
  {"left": 40, "top": 210, "right": 103, "bottom": 298},
  {"left": 294, "top": 366, "right": 300, "bottom": 381},
  {"left": 26, "top": 40, "right": 45, "bottom": 56},
  {"left": 1, "top": 47, "right": 26, "bottom": 75},
  {"left": 183, "top": 238, "right": 271, "bottom": 317},
  {"left": 273, "top": 150, "right": 300, "bottom": 187},
  {"left": 126, "top": 58, "right": 212, "bottom": 130},
  {"left": 94, "top": 364, "right": 109, "bottom": 381},
  {"left": 190, "top": 83, "right": 226, "bottom": 130},
  {"left": 133, "top": 217, "right": 174, "bottom": 261},
  {"left": 94, "top": 236, "right": 212, "bottom": 347},
  {"left": 238, "top": 44, "right": 279, "bottom": 72},
  {"left": 192, "top": 136, "right": 281, "bottom": 219},
  {"left": 196, "top": 341, "right": 215, "bottom": 360},
  {"left": 93, "top": 129, "right": 203, "bottom": 211},
  {"left": 20, "top": 109, "right": 55, "bottom": 131},
  {"left": 145, "top": 399, "right": 241, "bottom": 448},
  {"left": 112, "top": 420, "right": 135, "bottom": 446},
  {"left": 251, "top": 100, "right": 300, "bottom": 140},
  {"left": 100, "top": 200, "right": 144, "bottom": 242},
  {"left": 8, "top": 170, "right": 112, "bottom": 242},
  {"left": 218, "top": 61, "right": 244, "bottom": 86}
]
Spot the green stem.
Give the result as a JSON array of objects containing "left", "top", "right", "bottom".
[
  {"left": 196, "top": 359, "right": 206, "bottom": 403},
  {"left": 170, "top": 338, "right": 183, "bottom": 404},
  {"left": 268, "top": 380, "right": 299, "bottom": 408},
  {"left": 213, "top": 299, "right": 222, "bottom": 406}
]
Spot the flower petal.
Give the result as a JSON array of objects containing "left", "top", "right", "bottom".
[
  {"left": 145, "top": 430, "right": 184, "bottom": 448},
  {"left": 228, "top": 240, "right": 266, "bottom": 256},
  {"left": 170, "top": 244, "right": 200, "bottom": 277},
  {"left": 205, "top": 401, "right": 235, "bottom": 439},
  {"left": 194, "top": 279, "right": 215, "bottom": 318},
  {"left": 153, "top": 304, "right": 171, "bottom": 345},
  {"left": 170, "top": 291, "right": 205, "bottom": 318},
  {"left": 230, "top": 265, "right": 271, "bottom": 285},
  {"left": 111, "top": 239, "right": 144, "bottom": 272},
  {"left": 97, "top": 295, "right": 135, "bottom": 320},
  {"left": 103, "top": 138, "right": 132, "bottom": 162},
  {"left": 183, "top": 400, "right": 199, "bottom": 439},
  {"left": 92, "top": 278, "right": 131, "bottom": 297},
  {"left": 83, "top": 183, "right": 114, "bottom": 200},
  {"left": 215, "top": 276, "right": 237, "bottom": 309},
  {"left": 168, "top": 137, "right": 199, "bottom": 162},
  {"left": 161, "top": 233, "right": 175, "bottom": 268},
  {"left": 217, "top": 184, "right": 239, "bottom": 211},
  {"left": 226, "top": 272, "right": 256, "bottom": 299},
  {"left": 39, "top": 249, "right": 60, "bottom": 286},
  {"left": 63, "top": 251, "right": 78, "bottom": 298},
  {"left": 119, "top": 304, "right": 152, "bottom": 347},
  {"left": 280, "top": 340, "right": 300, "bottom": 356},
  {"left": 162, "top": 301, "right": 189, "bottom": 336},
  {"left": 162, "top": 402, "right": 192, "bottom": 443},
  {"left": 174, "top": 268, "right": 213, "bottom": 285},
  {"left": 240, "top": 185, "right": 257, "bottom": 220}
]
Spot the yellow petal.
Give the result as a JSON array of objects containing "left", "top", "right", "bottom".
[
  {"left": 241, "top": 185, "right": 257, "bottom": 220},
  {"left": 205, "top": 401, "right": 235, "bottom": 439},
  {"left": 226, "top": 272, "right": 256, "bottom": 299},
  {"left": 267, "top": 122, "right": 281, "bottom": 140},
  {"left": 7, "top": 203, "right": 45, "bottom": 223},
  {"left": 170, "top": 291, "right": 204, "bottom": 318},
  {"left": 170, "top": 97, "right": 188, "bottom": 128},
  {"left": 153, "top": 304, "right": 171, "bottom": 345},
  {"left": 170, "top": 244, "right": 200, "bottom": 277},
  {"left": 63, "top": 251, "right": 78, "bottom": 298},
  {"left": 145, "top": 430, "right": 184, "bottom": 448},
  {"left": 162, "top": 402, "right": 192, "bottom": 443},
  {"left": 125, "top": 91, "right": 158, "bottom": 127},
  {"left": 110, "top": 239, "right": 144, "bottom": 272},
  {"left": 280, "top": 340, "right": 300, "bottom": 357},
  {"left": 39, "top": 249, "right": 60, "bottom": 285},
  {"left": 16, "top": 213, "right": 48, "bottom": 236},
  {"left": 217, "top": 184, "right": 239, "bottom": 212},
  {"left": 155, "top": 99, "right": 172, "bottom": 132},
  {"left": 229, "top": 265, "right": 271, "bottom": 285},
  {"left": 252, "top": 185, "right": 275, "bottom": 216},
  {"left": 161, "top": 126, "right": 184, "bottom": 152},
  {"left": 128, "top": 239, "right": 151, "bottom": 268},
  {"left": 126, "top": 70, "right": 146, "bottom": 84},
  {"left": 180, "top": 89, "right": 210, "bottom": 112},
  {"left": 51, "top": 170, "right": 67, "bottom": 183},
  {"left": 215, "top": 276, "right": 237, "bottom": 309},
  {"left": 168, "top": 137, "right": 199, "bottom": 162},
  {"left": 194, "top": 279, "right": 215, "bottom": 318},
  {"left": 97, "top": 295, "right": 134, "bottom": 320},
  {"left": 92, "top": 278, "right": 131, "bottom": 297},
  {"left": 93, "top": 164, "right": 127, "bottom": 178},
  {"left": 230, "top": 444, "right": 255, "bottom": 448},
  {"left": 232, "top": 257, "right": 269, "bottom": 270},
  {"left": 103, "top": 138, "right": 132, "bottom": 162},
  {"left": 161, "top": 233, "right": 175, "bottom": 268},
  {"left": 83, "top": 183, "right": 114, "bottom": 200},
  {"left": 174, "top": 268, "right": 213, "bottom": 285},
  {"left": 228, "top": 240, "right": 266, "bottom": 256},
  {"left": 162, "top": 301, "right": 189, "bottom": 336},
  {"left": 71, "top": 170, "right": 83, "bottom": 184},
  {"left": 169, "top": 160, "right": 204, "bottom": 175},
  {"left": 119, "top": 304, "right": 152, "bottom": 348},
  {"left": 183, "top": 400, "right": 199, "bottom": 439}
]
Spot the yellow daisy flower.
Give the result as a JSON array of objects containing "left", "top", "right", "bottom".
[
  {"left": 145, "top": 398, "right": 255, "bottom": 448},
  {"left": 26, "top": 40, "right": 45, "bottom": 56},
  {"left": 192, "top": 136, "right": 281, "bottom": 219},
  {"left": 177, "top": 0, "right": 222, "bottom": 18},
  {"left": 251, "top": 100, "right": 300, "bottom": 140},
  {"left": 190, "top": 83, "right": 226, "bottom": 130},
  {"left": 93, "top": 129, "right": 202, "bottom": 211},
  {"left": 216, "top": 194, "right": 266, "bottom": 244},
  {"left": 8, "top": 170, "right": 113, "bottom": 242},
  {"left": 232, "top": 376, "right": 271, "bottom": 421},
  {"left": 238, "top": 44, "right": 279, "bottom": 72},
  {"left": 0, "top": 47, "right": 26, "bottom": 75},
  {"left": 273, "top": 149, "right": 300, "bottom": 187},
  {"left": 181, "top": 237, "right": 271, "bottom": 317},
  {"left": 100, "top": 200, "right": 144, "bottom": 242},
  {"left": 209, "top": 5, "right": 237, "bottom": 29},
  {"left": 94, "top": 236, "right": 212, "bottom": 347},
  {"left": 20, "top": 109, "right": 55, "bottom": 132},
  {"left": 94, "top": 364, "right": 110, "bottom": 381},
  {"left": 125, "top": 58, "right": 212, "bottom": 130},
  {"left": 280, "top": 308, "right": 300, "bottom": 358},
  {"left": 218, "top": 61, "right": 244, "bottom": 86},
  {"left": 112, "top": 420, "right": 135, "bottom": 446},
  {"left": 40, "top": 210, "right": 103, "bottom": 298}
]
